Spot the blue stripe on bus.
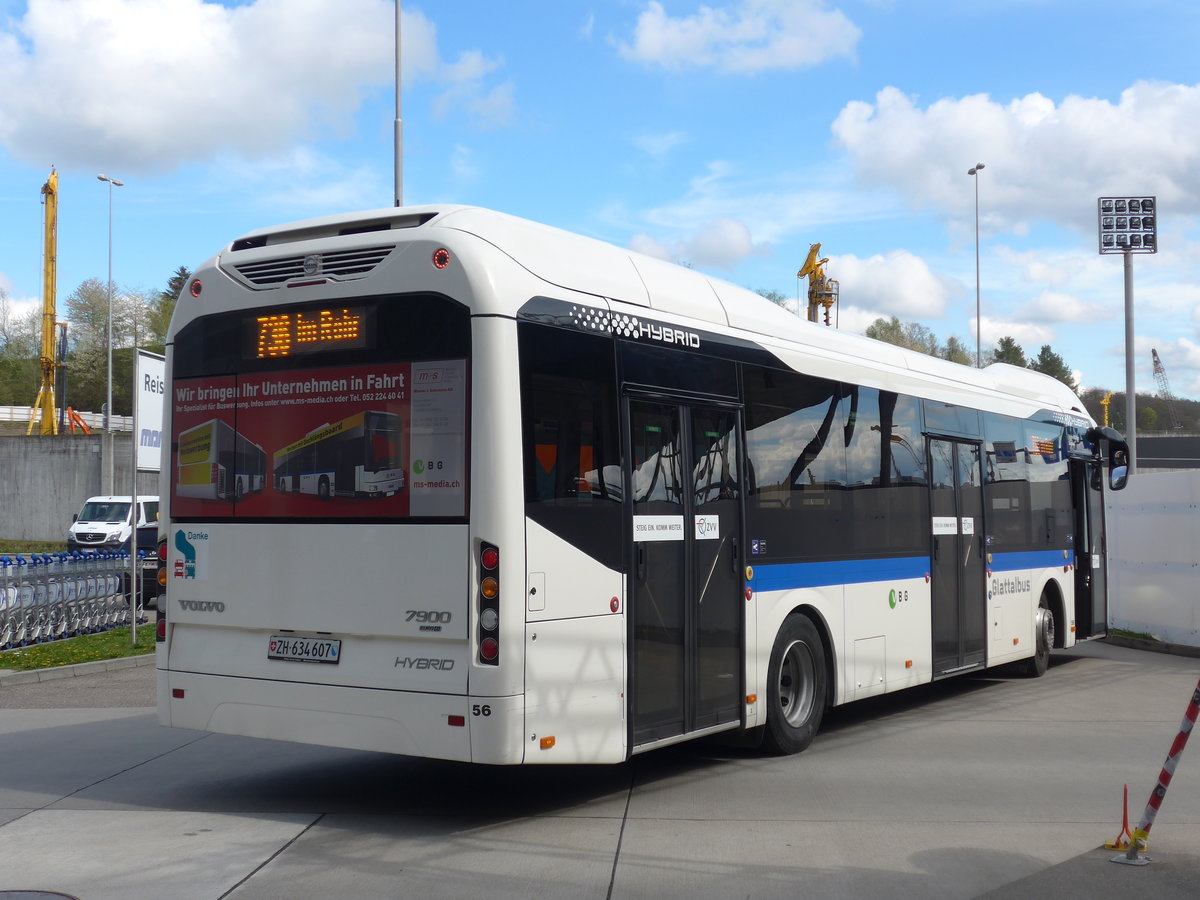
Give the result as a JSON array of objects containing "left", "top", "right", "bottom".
[
  {"left": 750, "top": 556, "right": 929, "bottom": 591},
  {"left": 989, "top": 549, "right": 1074, "bottom": 571}
]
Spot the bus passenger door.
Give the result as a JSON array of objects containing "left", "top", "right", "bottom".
[
  {"left": 628, "top": 400, "right": 743, "bottom": 746},
  {"left": 1071, "top": 460, "right": 1107, "bottom": 639},
  {"left": 929, "top": 438, "right": 987, "bottom": 676}
]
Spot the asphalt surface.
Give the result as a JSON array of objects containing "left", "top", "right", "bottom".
[{"left": 2, "top": 640, "right": 1199, "bottom": 899}]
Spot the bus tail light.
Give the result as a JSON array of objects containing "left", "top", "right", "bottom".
[
  {"left": 477, "top": 541, "right": 499, "bottom": 666},
  {"left": 156, "top": 535, "right": 167, "bottom": 643}
]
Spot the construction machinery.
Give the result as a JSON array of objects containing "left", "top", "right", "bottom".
[
  {"left": 1151, "top": 348, "right": 1184, "bottom": 430},
  {"left": 797, "top": 242, "right": 839, "bottom": 326},
  {"left": 1100, "top": 392, "right": 1114, "bottom": 427},
  {"left": 27, "top": 169, "right": 59, "bottom": 435}
]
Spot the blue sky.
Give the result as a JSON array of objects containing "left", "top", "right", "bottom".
[{"left": 2, "top": 0, "right": 1199, "bottom": 396}]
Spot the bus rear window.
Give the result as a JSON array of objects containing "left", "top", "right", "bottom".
[{"left": 170, "top": 294, "right": 469, "bottom": 522}]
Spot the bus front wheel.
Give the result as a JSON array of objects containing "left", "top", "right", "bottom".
[
  {"left": 763, "top": 614, "right": 827, "bottom": 755},
  {"left": 1017, "top": 596, "right": 1054, "bottom": 678}
]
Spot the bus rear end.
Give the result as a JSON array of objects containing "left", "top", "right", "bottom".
[{"left": 157, "top": 210, "right": 525, "bottom": 763}]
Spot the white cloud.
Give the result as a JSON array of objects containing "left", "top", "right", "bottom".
[
  {"left": 618, "top": 0, "right": 861, "bottom": 73},
  {"left": 1015, "top": 291, "right": 1114, "bottom": 324},
  {"left": 580, "top": 11, "right": 595, "bottom": 39},
  {"left": 828, "top": 250, "right": 951, "bottom": 318},
  {"left": 630, "top": 217, "right": 771, "bottom": 270},
  {"left": 977, "top": 316, "right": 1054, "bottom": 352},
  {"left": 634, "top": 131, "right": 688, "bottom": 157},
  {"left": 0, "top": 0, "right": 511, "bottom": 171},
  {"left": 831, "top": 82, "right": 1200, "bottom": 233}
]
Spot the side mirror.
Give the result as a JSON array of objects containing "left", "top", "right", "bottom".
[
  {"left": 1085, "top": 426, "right": 1130, "bottom": 491},
  {"left": 1110, "top": 450, "right": 1129, "bottom": 491}
]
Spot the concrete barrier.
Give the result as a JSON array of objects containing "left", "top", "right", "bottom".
[{"left": 0, "top": 434, "right": 159, "bottom": 543}]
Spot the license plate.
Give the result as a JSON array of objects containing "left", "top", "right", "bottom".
[
  {"left": 140, "top": 559, "right": 157, "bottom": 571},
  {"left": 268, "top": 634, "right": 342, "bottom": 664}
]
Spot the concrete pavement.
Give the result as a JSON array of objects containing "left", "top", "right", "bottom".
[{"left": 1, "top": 640, "right": 1199, "bottom": 898}]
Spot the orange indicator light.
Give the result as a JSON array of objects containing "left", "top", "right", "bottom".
[{"left": 540, "top": 736, "right": 556, "bottom": 750}]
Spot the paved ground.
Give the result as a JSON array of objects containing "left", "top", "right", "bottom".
[{"left": 1, "top": 640, "right": 1199, "bottom": 899}]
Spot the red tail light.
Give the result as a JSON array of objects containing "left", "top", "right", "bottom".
[{"left": 477, "top": 541, "right": 499, "bottom": 666}]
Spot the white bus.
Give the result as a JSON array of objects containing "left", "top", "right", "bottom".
[
  {"left": 156, "top": 206, "right": 1129, "bottom": 764},
  {"left": 177, "top": 418, "right": 267, "bottom": 503},
  {"left": 272, "top": 409, "right": 405, "bottom": 500}
]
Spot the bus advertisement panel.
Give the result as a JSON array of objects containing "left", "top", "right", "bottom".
[{"left": 169, "top": 359, "right": 466, "bottom": 520}]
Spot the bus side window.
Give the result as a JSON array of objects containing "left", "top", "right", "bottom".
[{"left": 519, "top": 322, "right": 621, "bottom": 571}]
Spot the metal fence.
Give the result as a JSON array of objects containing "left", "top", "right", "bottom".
[{"left": 1, "top": 550, "right": 150, "bottom": 648}]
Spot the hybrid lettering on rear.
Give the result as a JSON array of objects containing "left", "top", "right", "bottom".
[{"left": 394, "top": 657, "right": 455, "bottom": 670}]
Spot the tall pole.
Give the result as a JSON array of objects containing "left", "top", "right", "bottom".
[
  {"left": 394, "top": 0, "right": 403, "bottom": 207},
  {"left": 1124, "top": 249, "right": 1137, "bottom": 474},
  {"left": 98, "top": 174, "right": 123, "bottom": 433},
  {"left": 968, "top": 163, "right": 985, "bottom": 367}
]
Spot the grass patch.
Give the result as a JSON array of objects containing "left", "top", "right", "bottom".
[
  {"left": 0, "top": 540, "right": 62, "bottom": 555},
  {"left": 1108, "top": 627, "right": 1158, "bottom": 643},
  {"left": 0, "top": 625, "right": 154, "bottom": 672}
]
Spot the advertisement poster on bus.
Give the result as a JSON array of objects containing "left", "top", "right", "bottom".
[{"left": 170, "top": 360, "right": 467, "bottom": 520}]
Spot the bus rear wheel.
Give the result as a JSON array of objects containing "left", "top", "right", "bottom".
[{"left": 763, "top": 614, "right": 827, "bottom": 755}]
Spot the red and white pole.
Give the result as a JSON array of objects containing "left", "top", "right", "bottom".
[{"left": 1117, "top": 677, "right": 1200, "bottom": 864}]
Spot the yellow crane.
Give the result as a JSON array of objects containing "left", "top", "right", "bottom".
[
  {"left": 27, "top": 168, "right": 60, "bottom": 435},
  {"left": 1100, "top": 391, "right": 1114, "bottom": 427},
  {"left": 797, "top": 242, "right": 839, "bottom": 326}
]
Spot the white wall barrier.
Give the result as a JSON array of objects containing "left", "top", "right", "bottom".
[{"left": 1107, "top": 470, "right": 1200, "bottom": 648}]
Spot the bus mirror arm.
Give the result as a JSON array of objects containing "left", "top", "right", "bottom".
[{"left": 1085, "top": 425, "right": 1130, "bottom": 491}]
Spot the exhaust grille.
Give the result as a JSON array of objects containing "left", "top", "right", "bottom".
[{"left": 232, "top": 245, "right": 393, "bottom": 287}]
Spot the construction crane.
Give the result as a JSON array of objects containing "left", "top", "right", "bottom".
[
  {"left": 27, "top": 169, "right": 59, "bottom": 436},
  {"left": 1151, "top": 348, "right": 1184, "bottom": 430},
  {"left": 1100, "top": 392, "right": 1114, "bottom": 427},
  {"left": 797, "top": 242, "right": 839, "bottom": 326}
]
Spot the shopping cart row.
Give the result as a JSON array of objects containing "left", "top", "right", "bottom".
[{"left": 0, "top": 550, "right": 151, "bottom": 649}]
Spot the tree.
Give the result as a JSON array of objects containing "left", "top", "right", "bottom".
[
  {"left": 1138, "top": 406, "right": 1158, "bottom": 432},
  {"left": 992, "top": 336, "right": 1027, "bottom": 367},
  {"left": 865, "top": 316, "right": 972, "bottom": 364},
  {"left": 146, "top": 266, "right": 188, "bottom": 350},
  {"left": 1028, "top": 345, "right": 1077, "bottom": 391},
  {"left": 0, "top": 286, "right": 43, "bottom": 405},
  {"left": 755, "top": 288, "right": 789, "bottom": 307},
  {"left": 941, "top": 336, "right": 973, "bottom": 366}
]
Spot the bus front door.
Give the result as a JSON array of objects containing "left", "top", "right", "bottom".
[
  {"left": 928, "top": 438, "right": 987, "bottom": 676},
  {"left": 628, "top": 400, "right": 743, "bottom": 747},
  {"left": 1071, "top": 460, "right": 1108, "bottom": 639}
]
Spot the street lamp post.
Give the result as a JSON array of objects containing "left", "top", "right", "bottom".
[
  {"left": 97, "top": 174, "right": 123, "bottom": 433},
  {"left": 968, "top": 163, "right": 985, "bottom": 368}
]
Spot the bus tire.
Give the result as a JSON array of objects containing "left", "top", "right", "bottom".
[
  {"left": 1017, "top": 596, "right": 1054, "bottom": 678},
  {"left": 762, "top": 614, "right": 827, "bottom": 755},
  {"left": 318, "top": 476, "right": 331, "bottom": 501}
]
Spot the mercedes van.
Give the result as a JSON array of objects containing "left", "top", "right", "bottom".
[{"left": 67, "top": 495, "right": 160, "bottom": 552}]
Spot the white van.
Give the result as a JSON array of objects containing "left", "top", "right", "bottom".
[{"left": 67, "top": 495, "right": 160, "bottom": 552}]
